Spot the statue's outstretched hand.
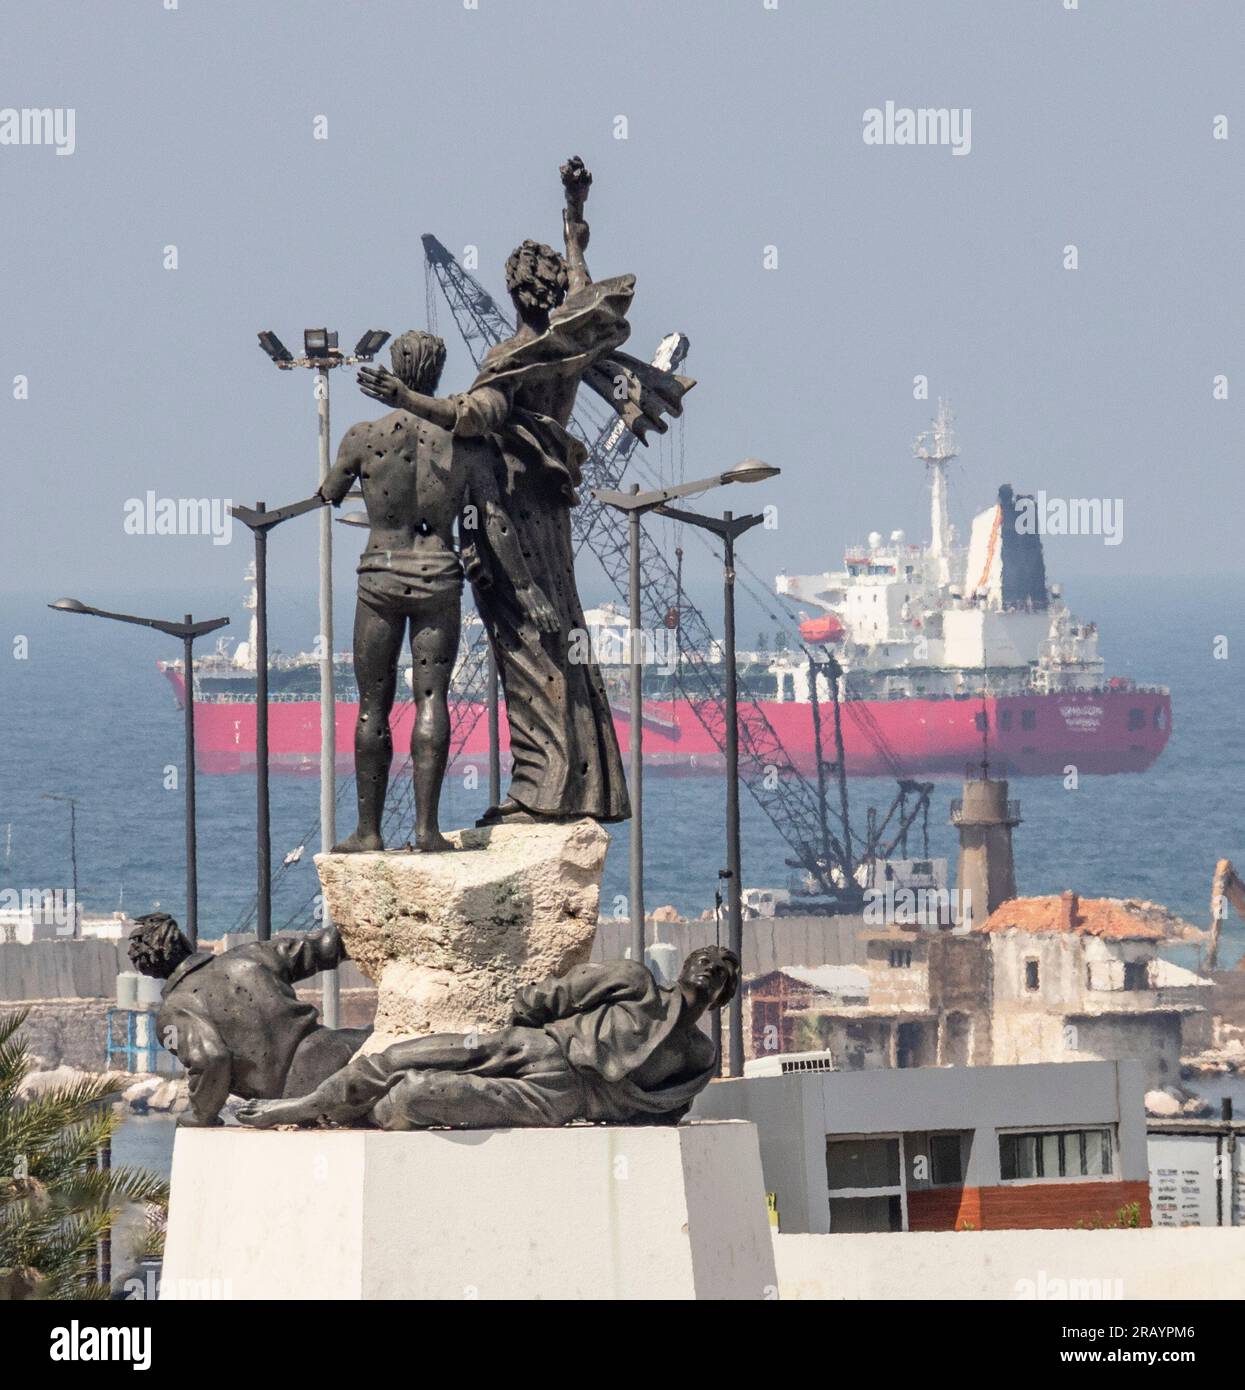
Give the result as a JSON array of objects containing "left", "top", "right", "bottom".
[
  {"left": 520, "top": 584, "right": 560, "bottom": 634},
  {"left": 560, "top": 155, "right": 592, "bottom": 216},
  {"left": 358, "top": 364, "right": 406, "bottom": 409}
]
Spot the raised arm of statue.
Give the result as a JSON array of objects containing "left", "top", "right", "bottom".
[
  {"left": 318, "top": 422, "right": 368, "bottom": 505},
  {"left": 560, "top": 155, "right": 593, "bottom": 297},
  {"left": 355, "top": 368, "right": 514, "bottom": 442},
  {"left": 356, "top": 366, "right": 460, "bottom": 430},
  {"left": 464, "top": 456, "right": 559, "bottom": 633}
]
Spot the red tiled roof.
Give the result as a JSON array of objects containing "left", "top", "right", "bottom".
[{"left": 976, "top": 892, "right": 1167, "bottom": 940}]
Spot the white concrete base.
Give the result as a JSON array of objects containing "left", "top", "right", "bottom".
[
  {"left": 161, "top": 1120, "right": 776, "bottom": 1300},
  {"left": 774, "top": 1228, "right": 1245, "bottom": 1300}
]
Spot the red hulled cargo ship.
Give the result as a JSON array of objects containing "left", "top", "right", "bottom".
[{"left": 159, "top": 405, "right": 1170, "bottom": 780}]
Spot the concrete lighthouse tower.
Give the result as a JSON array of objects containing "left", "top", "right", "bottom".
[{"left": 951, "top": 767, "right": 1020, "bottom": 929}]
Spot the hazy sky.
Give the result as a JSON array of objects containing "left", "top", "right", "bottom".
[{"left": 3, "top": 0, "right": 1242, "bottom": 647}]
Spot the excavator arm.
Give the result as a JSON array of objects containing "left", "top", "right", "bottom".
[{"left": 1208, "top": 858, "right": 1245, "bottom": 970}]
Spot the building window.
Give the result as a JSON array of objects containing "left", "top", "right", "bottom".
[
  {"left": 928, "top": 1133, "right": 964, "bottom": 1187},
  {"left": 888, "top": 948, "right": 912, "bottom": 969},
  {"left": 975, "top": 711, "right": 988, "bottom": 733},
  {"left": 999, "top": 1128, "right": 1114, "bottom": 1181},
  {"left": 1123, "top": 959, "right": 1150, "bottom": 991},
  {"left": 1024, "top": 958, "right": 1040, "bottom": 991},
  {"left": 1128, "top": 707, "right": 1146, "bottom": 730},
  {"left": 826, "top": 1135, "right": 905, "bottom": 1231},
  {"left": 1021, "top": 709, "right": 1037, "bottom": 731},
  {"left": 999, "top": 709, "right": 1013, "bottom": 731}
]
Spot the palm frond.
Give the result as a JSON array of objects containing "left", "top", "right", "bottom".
[{"left": 0, "top": 1008, "right": 166, "bottom": 1299}]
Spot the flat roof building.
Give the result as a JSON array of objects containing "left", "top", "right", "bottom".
[{"left": 691, "top": 1058, "right": 1149, "bottom": 1235}]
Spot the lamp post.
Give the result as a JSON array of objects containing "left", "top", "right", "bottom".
[
  {"left": 257, "top": 328, "right": 388, "bottom": 1022},
  {"left": 49, "top": 600, "right": 229, "bottom": 947},
  {"left": 230, "top": 495, "right": 327, "bottom": 941},
  {"left": 41, "top": 792, "right": 79, "bottom": 938},
  {"left": 655, "top": 477, "right": 779, "bottom": 1079},
  {"left": 592, "top": 460, "right": 779, "bottom": 974}
]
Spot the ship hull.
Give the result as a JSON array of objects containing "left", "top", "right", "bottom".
[{"left": 175, "top": 678, "right": 1171, "bottom": 779}]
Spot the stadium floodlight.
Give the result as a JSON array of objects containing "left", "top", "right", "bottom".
[
  {"left": 303, "top": 328, "right": 339, "bottom": 360},
  {"left": 257, "top": 331, "right": 293, "bottom": 366},
  {"left": 354, "top": 329, "right": 390, "bottom": 359}
]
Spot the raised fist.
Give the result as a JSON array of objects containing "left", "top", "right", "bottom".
[{"left": 560, "top": 155, "right": 592, "bottom": 217}]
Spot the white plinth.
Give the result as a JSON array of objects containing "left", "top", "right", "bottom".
[{"left": 160, "top": 1120, "right": 777, "bottom": 1300}]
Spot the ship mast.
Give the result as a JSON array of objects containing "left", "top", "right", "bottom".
[
  {"left": 913, "top": 398, "right": 959, "bottom": 586},
  {"left": 234, "top": 562, "right": 259, "bottom": 671}
]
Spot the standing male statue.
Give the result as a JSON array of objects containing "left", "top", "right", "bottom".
[
  {"left": 319, "top": 329, "right": 558, "bottom": 852},
  {"left": 358, "top": 156, "right": 693, "bottom": 827}
]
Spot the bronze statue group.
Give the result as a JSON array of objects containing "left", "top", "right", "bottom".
[{"left": 129, "top": 159, "right": 739, "bottom": 1134}]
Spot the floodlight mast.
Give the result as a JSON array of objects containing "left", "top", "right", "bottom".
[{"left": 256, "top": 325, "right": 389, "bottom": 1024}]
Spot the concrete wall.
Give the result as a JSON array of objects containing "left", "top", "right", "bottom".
[
  {"left": 861, "top": 934, "right": 929, "bottom": 1010},
  {"left": 989, "top": 1005, "right": 1183, "bottom": 1089},
  {"left": 928, "top": 934, "right": 993, "bottom": 1064},
  {"left": 989, "top": 932, "right": 1159, "bottom": 1012},
  {"left": 0, "top": 939, "right": 124, "bottom": 1000},
  {"left": 773, "top": 1227, "right": 1245, "bottom": 1300},
  {"left": 986, "top": 935, "right": 1188, "bottom": 1088},
  {"left": 14, "top": 999, "right": 112, "bottom": 1069},
  {"left": 591, "top": 915, "right": 868, "bottom": 974}
]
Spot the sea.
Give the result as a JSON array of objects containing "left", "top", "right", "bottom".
[{"left": 3, "top": 572, "right": 1244, "bottom": 1181}]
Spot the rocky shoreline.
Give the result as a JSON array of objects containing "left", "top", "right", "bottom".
[{"left": 19, "top": 1063, "right": 190, "bottom": 1116}]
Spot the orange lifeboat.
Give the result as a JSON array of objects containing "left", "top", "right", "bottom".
[{"left": 799, "top": 614, "right": 845, "bottom": 645}]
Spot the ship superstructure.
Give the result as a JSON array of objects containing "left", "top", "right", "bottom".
[{"left": 774, "top": 402, "right": 1105, "bottom": 703}]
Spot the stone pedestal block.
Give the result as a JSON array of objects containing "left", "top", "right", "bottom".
[
  {"left": 160, "top": 1120, "right": 777, "bottom": 1300},
  {"left": 315, "top": 818, "right": 609, "bottom": 1047}
]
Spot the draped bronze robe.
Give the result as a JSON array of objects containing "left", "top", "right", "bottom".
[{"left": 454, "top": 274, "right": 693, "bottom": 822}]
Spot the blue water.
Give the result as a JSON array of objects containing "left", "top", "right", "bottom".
[{"left": 1, "top": 576, "right": 1243, "bottom": 959}]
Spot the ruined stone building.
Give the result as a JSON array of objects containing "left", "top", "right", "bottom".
[{"left": 741, "top": 893, "right": 1208, "bottom": 1087}]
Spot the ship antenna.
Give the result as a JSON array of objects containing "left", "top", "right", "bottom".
[{"left": 914, "top": 399, "right": 959, "bottom": 587}]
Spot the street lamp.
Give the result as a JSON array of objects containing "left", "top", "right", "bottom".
[
  {"left": 41, "top": 792, "right": 80, "bottom": 939},
  {"left": 49, "top": 600, "right": 229, "bottom": 946},
  {"left": 655, "top": 481, "right": 781, "bottom": 1079},
  {"left": 230, "top": 495, "right": 327, "bottom": 942},
  {"left": 592, "top": 460, "right": 780, "bottom": 974},
  {"left": 258, "top": 325, "right": 388, "bottom": 1024}
]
